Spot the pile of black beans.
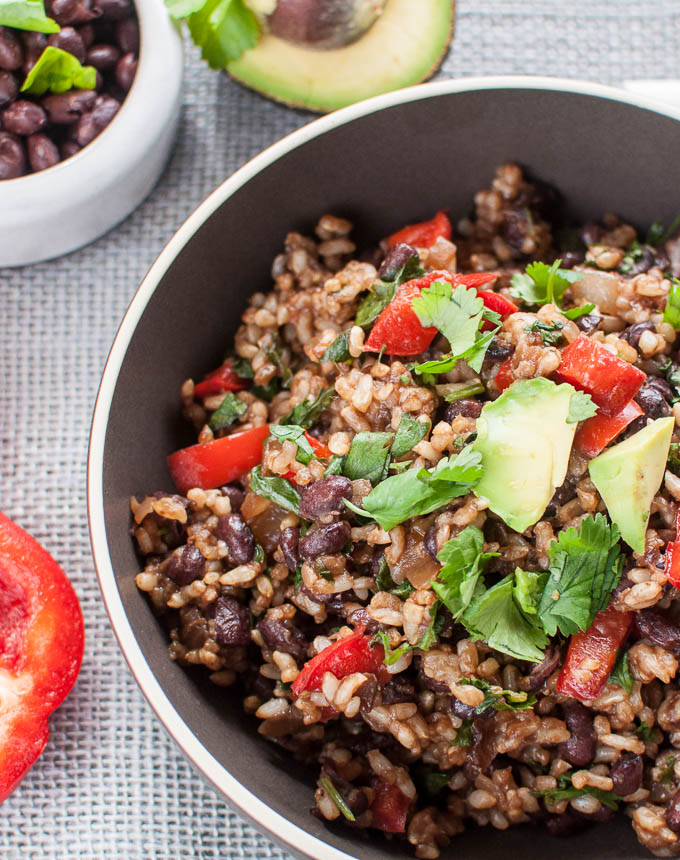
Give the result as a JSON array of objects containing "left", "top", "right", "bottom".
[{"left": 0, "top": 0, "right": 138, "bottom": 179}]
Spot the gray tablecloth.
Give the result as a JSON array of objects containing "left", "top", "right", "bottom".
[{"left": 1, "top": 1, "right": 679, "bottom": 857}]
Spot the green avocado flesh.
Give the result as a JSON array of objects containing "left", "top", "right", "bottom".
[
  {"left": 589, "top": 416, "right": 674, "bottom": 553},
  {"left": 472, "top": 378, "right": 579, "bottom": 534},
  {"left": 227, "top": 0, "right": 455, "bottom": 112}
]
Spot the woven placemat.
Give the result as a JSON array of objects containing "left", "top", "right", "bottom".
[{"left": 1, "top": 1, "right": 679, "bottom": 856}]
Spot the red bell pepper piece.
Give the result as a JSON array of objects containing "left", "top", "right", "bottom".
[
  {"left": 477, "top": 290, "right": 518, "bottom": 331},
  {"left": 193, "top": 360, "right": 251, "bottom": 399},
  {"left": 574, "top": 399, "right": 644, "bottom": 458},
  {"left": 363, "top": 271, "right": 500, "bottom": 356},
  {"left": 494, "top": 357, "right": 514, "bottom": 393},
  {"left": 305, "top": 432, "right": 332, "bottom": 460},
  {"left": 665, "top": 541, "right": 680, "bottom": 587},
  {"left": 167, "top": 424, "right": 270, "bottom": 494},
  {"left": 370, "top": 780, "right": 411, "bottom": 833},
  {"left": 556, "top": 605, "right": 633, "bottom": 701},
  {"left": 554, "top": 336, "right": 646, "bottom": 416},
  {"left": 385, "top": 210, "right": 452, "bottom": 249},
  {"left": 291, "top": 626, "right": 390, "bottom": 697},
  {"left": 0, "top": 512, "right": 84, "bottom": 802}
]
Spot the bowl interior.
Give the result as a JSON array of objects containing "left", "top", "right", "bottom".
[{"left": 97, "top": 84, "right": 680, "bottom": 859}]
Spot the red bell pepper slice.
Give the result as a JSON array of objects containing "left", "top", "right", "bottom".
[
  {"left": 385, "top": 210, "right": 452, "bottom": 249},
  {"left": 665, "top": 541, "right": 680, "bottom": 587},
  {"left": 494, "top": 357, "right": 515, "bottom": 393},
  {"left": 370, "top": 780, "right": 411, "bottom": 833},
  {"left": 167, "top": 424, "right": 270, "bottom": 494},
  {"left": 193, "top": 360, "right": 251, "bottom": 399},
  {"left": 553, "top": 336, "right": 646, "bottom": 416},
  {"left": 0, "top": 512, "right": 84, "bottom": 802},
  {"left": 363, "top": 271, "right": 500, "bottom": 356},
  {"left": 305, "top": 432, "right": 332, "bottom": 460},
  {"left": 477, "top": 290, "right": 518, "bottom": 331},
  {"left": 291, "top": 626, "right": 390, "bottom": 697},
  {"left": 556, "top": 604, "right": 633, "bottom": 701},
  {"left": 574, "top": 399, "right": 644, "bottom": 458}
]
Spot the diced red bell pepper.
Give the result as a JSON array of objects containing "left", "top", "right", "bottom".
[
  {"left": 477, "top": 290, "right": 518, "bottom": 331},
  {"left": 664, "top": 541, "right": 680, "bottom": 587},
  {"left": 385, "top": 210, "right": 452, "bottom": 249},
  {"left": 494, "top": 357, "right": 514, "bottom": 393},
  {"left": 370, "top": 779, "right": 411, "bottom": 833},
  {"left": 167, "top": 424, "right": 270, "bottom": 494},
  {"left": 305, "top": 432, "right": 331, "bottom": 460},
  {"left": 574, "top": 399, "right": 644, "bottom": 458},
  {"left": 193, "top": 360, "right": 251, "bottom": 399},
  {"left": 553, "top": 336, "right": 646, "bottom": 416},
  {"left": 291, "top": 626, "right": 390, "bottom": 697},
  {"left": 0, "top": 512, "right": 84, "bottom": 802},
  {"left": 363, "top": 271, "right": 501, "bottom": 356},
  {"left": 556, "top": 604, "right": 633, "bottom": 701}
]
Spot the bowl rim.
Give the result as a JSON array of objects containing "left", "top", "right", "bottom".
[{"left": 87, "top": 74, "right": 680, "bottom": 860}]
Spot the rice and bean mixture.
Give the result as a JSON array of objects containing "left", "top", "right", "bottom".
[{"left": 132, "top": 164, "right": 680, "bottom": 857}]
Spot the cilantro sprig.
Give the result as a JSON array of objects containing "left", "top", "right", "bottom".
[
  {"left": 181, "top": 0, "right": 259, "bottom": 69},
  {"left": 371, "top": 604, "right": 441, "bottom": 664},
  {"left": 21, "top": 46, "right": 96, "bottom": 94},
  {"left": 510, "top": 259, "right": 583, "bottom": 309},
  {"left": 208, "top": 392, "right": 247, "bottom": 430},
  {"left": 0, "top": 0, "right": 59, "bottom": 31},
  {"left": 525, "top": 320, "right": 564, "bottom": 346},
  {"left": 268, "top": 424, "right": 318, "bottom": 464},
  {"left": 431, "top": 526, "right": 497, "bottom": 620}
]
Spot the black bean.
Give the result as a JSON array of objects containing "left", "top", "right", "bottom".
[
  {"left": 42, "top": 89, "right": 97, "bottom": 123},
  {"left": 575, "top": 312, "right": 601, "bottom": 333},
  {"left": 581, "top": 222, "right": 604, "bottom": 245},
  {"left": 74, "top": 111, "right": 98, "bottom": 146},
  {"left": 214, "top": 596, "right": 251, "bottom": 647},
  {"left": 545, "top": 810, "right": 588, "bottom": 837},
  {"left": 299, "top": 521, "right": 351, "bottom": 560},
  {"left": 422, "top": 672, "right": 449, "bottom": 694},
  {"left": 345, "top": 606, "right": 379, "bottom": 634},
  {"left": 611, "top": 753, "right": 643, "bottom": 796},
  {"left": 219, "top": 484, "right": 244, "bottom": 511},
  {"left": 87, "top": 42, "right": 120, "bottom": 70},
  {"left": 92, "top": 93, "right": 120, "bottom": 125},
  {"left": 450, "top": 696, "right": 477, "bottom": 720},
  {"left": 557, "top": 702, "right": 595, "bottom": 767},
  {"left": 0, "top": 70, "right": 18, "bottom": 107},
  {"left": 95, "top": 0, "right": 131, "bottom": 19},
  {"left": 279, "top": 526, "right": 299, "bottom": 572},
  {"left": 560, "top": 249, "right": 585, "bottom": 269},
  {"left": 619, "top": 320, "right": 656, "bottom": 348},
  {"left": 463, "top": 719, "right": 497, "bottom": 780},
  {"left": 48, "top": 27, "right": 87, "bottom": 63},
  {"left": 634, "top": 377, "right": 672, "bottom": 421},
  {"left": 634, "top": 609, "right": 680, "bottom": 651},
  {"left": 501, "top": 206, "right": 531, "bottom": 251},
  {"left": 666, "top": 790, "right": 680, "bottom": 833},
  {"left": 0, "top": 131, "right": 25, "bottom": 179},
  {"left": 355, "top": 674, "right": 378, "bottom": 712},
  {"left": 116, "top": 16, "right": 139, "bottom": 52},
  {"left": 625, "top": 245, "right": 656, "bottom": 276},
  {"left": 526, "top": 646, "right": 561, "bottom": 692},
  {"left": 484, "top": 336, "right": 513, "bottom": 361},
  {"left": 2, "top": 100, "right": 46, "bottom": 136},
  {"left": 78, "top": 22, "right": 96, "bottom": 46},
  {"left": 378, "top": 242, "right": 418, "bottom": 279},
  {"left": 216, "top": 513, "right": 255, "bottom": 565},
  {"left": 0, "top": 28, "right": 23, "bottom": 71},
  {"left": 258, "top": 615, "right": 307, "bottom": 662},
  {"left": 165, "top": 544, "right": 205, "bottom": 586},
  {"left": 20, "top": 32, "right": 47, "bottom": 74},
  {"left": 368, "top": 547, "right": 385, "bottom": 577},
  {"left": 444, "top": 399, "right": 482, "bottom": 422},
  {"left": 60, "top": 140, "right": 81, "bottom": 160},
  {"left": 299, "top": 476, "right": 353, "bottom": 520},
  {"left": 424, "top": 525, "right": 438, "bottom": 561},
  {"left": 551, "top": 478, "right": 576, "bottom": 507},
  {"left": 26, "top": 133, "right": 59, "bottom": 172},
  {"left": 381, "top": 677, "right": 415, "bottom": 705},
  {"left": 115, "top": 52, "right": 137, "bottom": 91},
  {"left": 50, "top": 0, "right": 98, "bottom": 24}
]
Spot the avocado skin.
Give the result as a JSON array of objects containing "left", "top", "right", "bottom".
[{"left": 589, "top": 416, "right": 674, "bottom": 554}]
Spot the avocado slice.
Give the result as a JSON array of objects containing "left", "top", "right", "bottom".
[
  {"left": 472, "top": 378, "right": 580, "bottom": 534},
  {"left": 227, "top": 0, "right": 455, "bottom": 112},
  {"left": 589, "top": 416, "right": 674, "bottom": 553}
]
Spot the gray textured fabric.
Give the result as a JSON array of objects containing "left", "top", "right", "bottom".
[{"left": 0, "top": 1, "right": 679, "bottom": 857}]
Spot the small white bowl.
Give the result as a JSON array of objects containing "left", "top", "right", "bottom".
[{"left": 0, "top": 0, "right": 183, "bottom": 267}]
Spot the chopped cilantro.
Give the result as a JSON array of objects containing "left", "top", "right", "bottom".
[
  {"left": 619, "top": 241, "right": 646, "bottom": 275},
  {"left": 419, "top": 771, "right": 451, "bottom": 796},
  {"left": 636, "top": 721, "right": 654, "bottom": 742},
  {"left": 659, "top": 756, "right": 677, "bottom": 785},
  {"left": 263, "top": 337, "right": 292, "bottom": 389},
  {"left": 567, "top": 390, "right": 598, "bottom": 423},
  {"left": 392, "top": 414, "right": 428, "bottom": 458},
  {"left": 0, "top": 0, "right": 59, "bottom": 31},
  {"left": 250, "top": 380, "right": 279, "bottom": 402},
  {"left": 229, "top": 355, "right": 254, "bottom": 378},
  {"left": 537, "top": 513, "right": 623, "bottom": 637},
  {"left": 458, "top": 678, "right": 536, "bottom": 713},
  {"left": 208, "top": 392, "right": 247, "bottom": 430},
  {"left": 281, "top": 387, "right": 334, "bottom": 428},
  {"left": 184, "top": 0, "right": 260, "bottom": 69},
  {"left": 608, "top": 650, "right": 634, "bottom": 694},
  {"left": 668, "top": 442, "right": 680, "bottom": 475},
  {"left": 647, "top": 215, "right": 680, "bottom": 246},
  {"left": 533, "top": 773, "right": 619, "bottom": 810},
  {"left": 525, "top": 320, "right": 564, "bottom": 346},
  {"left": 510, "top": 259, "right": 583, "bottom": 309},
  {"left": 371, "top": 603, "right": 440, "bottom": 663},
  {"left": 343, "top": 432, "right": 392, "bottom": 484},
  {"left": 21, "top": 46, "right": 96, "bottom": 94},
  {"left": 323, "top": 455, "right": 345, "bottom": 476},
  {"left": 269, "top": 424, "right": 317, "bottom": 464},
  {"left": 249, "top": 466, "right": 300, "bottom": 514},
  {"left": 513, "top": 568, "right": 548, "bottom": 617},
  {"left": 431, "top": 526, "right": 497, "bottom": 620},
  {"left": 562, "top": 304, "right": 596, "bottom": 320},
  {"left": 316, "top": 558, "right": 334, "bottom": 581},
  {"left": 321, "top": 330, "right": 352, "bottom": 363},
  {"left": 376, "top": 556, "right": 415, "bottom": 599},
  {"left": 293, "top": 566, "right": 302, "bottom": 587},
  {"left": 253, "top": 543, "right": 266, "bottom": 565},
  {"left": 320, "top": 777, "right": 355, "bottom": 822},
  {"left": 355, "top": 251, "right": 425, "bottom": 328},
  {"left": 663, "top": 279, "right": 680, "bottom": 330},
  {"left": 452, "top": 720, "right": 473, "bottom": 747},
  {"left": 660, "top": 358, "right": 680, "bottom": 403}
]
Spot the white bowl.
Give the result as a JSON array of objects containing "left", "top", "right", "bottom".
[{"left": 0, "top": 0, "right": 183, "bottom": 267}]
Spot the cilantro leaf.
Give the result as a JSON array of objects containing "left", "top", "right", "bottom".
[
  {"left": 249, "top": 466, "right": 300, "bottom": 514},
  {"left": 281, "top": 387, "right": 333, "bottom": 428},
  {"left": 562, "top": 304, "right": 596, "bottom": 320},
  {"left": 510, "top": 259, "right": 583, "bottom": 308},
  {"left": 533, "top": 773, "right": 619, "bottom": 811},
  {"left": 537, "top": 513, "right": 622, "bottom": 637},
  {"left": 321, "top": 330, "right": 351, "bottom": 363},
  {"left": 608, "top": 650, "right": 634, "bottom": 694},
  {"left": 166, "top": 0, "right": 204, "bottom": 16},
  {"left": 187, "top": 0, "right": 259, "bottom": 69},
  {"left": 660, "top": 358, "right": 680, "bottom": 403},
  {"left": 513, "top": 568, "right": 549, "bottom": 617},
  {"left": 452, "top": 720, "right": 473, "bottom": 747},
  {"left": 669, "top": 442, "right": 680, "bottom": 475},
  {"left": 268, "top": 424, "right": 316, "bottom": 464},
  {"left": 0, "top": 0, "right": 58, "bottom": 31},
  {"left": 376, "top": 556, "right": 414, "bottom": 599},
  {"left": 344, "top": 447, "right": 482, "bottom": 532},
  {"left": 458, "top": 678, "right": 537, "bottom": 712},
  {"left": 431, "top": 526, "right": 497, "bottom": 620},
  {"left": 461, "top": 574, "right": 549, "bottom": 662},
  {"left": 525, "top": 320, "right": 564, "bottom": 346},
  {"left": 636, "top": 721, "right": 654, "bottom": 742},
  {"left": 355, "top": 251, "right": 425, "bottom": 328},
  {"left": 619, "top": 241, "right": 646, "bottom": 275},
  {"left": 229, "top": 355, "right": 254, "bottom": 378},
  {"left": 323, "top": 455, "right": 344, "bottom": 476},
  {"left": 392, "top": 414, "right": 428, "bottom": 458},
  {"left": 264, "top": 337, "right": 292, "bottom": 389},
  {"left": 208, "top": 392, "right": 247, "bottom": 430},
  {"left": 21, "top": 46, "right": 96, "bottom": 94},
  {"left": 343, "top": 431, "right": 392, "bottom": 484},
  {"left": 663, "top": 278, "right": 680, "bottom": 330},
  {"left": 567, "top": 390, "right": 598, "bottom": 423},
  {"left": 371, "top": 603, "right": 440, "bottom": 663},
  {"left": 659, "top": 756, "right": 677, "bottom": 785}
]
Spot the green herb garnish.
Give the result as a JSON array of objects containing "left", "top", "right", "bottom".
[
  {"left": 525, "top": 320, "right": 564, "bottom": 346},
  {"left": 608, "top": 650, "right": 634, "bottom": 695},
  {"left": 562, "top": 304, "right": 596, "bottom": 320},
  {"left": 376, "top": 556, "right": 414, "bottom": 600},
  {"left": 659, "top": 756, "right": 677, "bottom": 785},
  {"left": 510, "top": 259, "right": 583, "bottom": 309},
  {"left": 21, "top": 46, "right": 96, "bottom": 94},
  {"left": 663, "top": 279, "right": 680, "bottom": 330},
  {"left": 281, "top": 387, "right": 334, "bottom": 428},
  {"left": 320, "top": 777, "right": 356, "bottom": 822},
  {"left": 636, "top": 721, "right": 654, "bottom": 742},
  {"left": 321, "top": 330, "right": 352, "bottom": 363},
  {"left": 431, "top": 526, "right": 497, "bottom": 620},
  {"left": 533, "top": 773, "right": 619, "bottom": 810},
  {"left": 458, "top": 678, "right": 536, "bottom": 713},
  {"left": 452, "top": 720, "right": 473, "bottom": 747},
  {"left": 0, "top": 0, "right": 58, "bottom": 32},
  {"left": 249, "top": 466, "right": 301, "bottom": 514},
  {"left": 567, "top": 390, "right": 598, "bottom": 423},
  {"left": 182, "top": 0, "right": 259, "bottom": 69},
  {"left": 269, "top": 424, "right": 317, "bottom": 464},
  {"left": 355, "top": 251, "right": 425, "bottom": 328},
  {"left": 208, "top": 392, "right": 247, "bottom": 430},
  {"left": 392, "top": 414, "right": 428, "bottom": 458},
  {"left": 343, "top": 432, "right": 393, "bottom": 484}
]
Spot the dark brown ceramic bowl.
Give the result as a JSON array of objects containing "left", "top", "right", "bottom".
[{"left": 88, "top": 77, "right": 680, "bottom": 859}]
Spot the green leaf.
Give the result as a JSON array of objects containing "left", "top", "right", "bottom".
[
  {"left": 647, "top": 215, "right": 680, "bottom": 246},
  {"left": 567, "top": 391, "right": 598, "bottom": 423},
  {"left": 268, "top": 424, "right": 316, "bottom": 464},
  {"left": 281, "top": 387, "right": 334, "bottom": 428},
  {"left": 376, "top": 556, "right": 414, "bottom": 599},
  {"left": 249, "top": 466, "right": 301, "bottom": 514},
  {"left": 355, "top": 251, "right": 425, "bottom": 328},
  {"left": 458, "top": 678, "right": 537, "bottom": 712},
  {"left": 229, "top": 355, "right": 254, "bottom": 378},
  {"left": 563, "top": 304, "right": 596, "bottom": 320},
  {"left": 660, "top": 358, "right": 680, "bottom": 403},
  {"left": 659, "top": 755, "right": 677, "bottom": 785},
  {"left": 324, "top": 455, "right": 345, "bottom": 476},
  {"left": 0, "top": 0, "right": 58, "bottom": 31},
  {"left": 419, "top": 771, "right": 451, "bottom": 796},
  {"left": 262, "top": 336, "right": 292, "bottom": 389},
  {"left": 343, "top": 431, "right": 393, "bottom": 484},
  {"left": 533, "top": 773, "right": 619, "bottom": 811},
  {"left": 371, "top": 603, "right": 439, "bottom": 664},
  {"left": 668, "top": 442, "right": 680, "bottom": 475},
  {"left": 663, "top": 278, "right": 680, "bottom": 330},
  {"left": 320, "top": 777, "right": 355, "bottom": 822},
  {"left": 165, "top": 0, "right": 204, "bottom": 17},
  {"left": 208, "top": 392, "right": 247, "bottom": 431},
  {"left": 537, "top": 513, "right": 622, "bottom": 637},
  {"left": 636, "top": 721, "right": 654, "bottom": 741},
  {"left": 321, "top": 330, "right": 352, "bottom": 363},
  {"left": 608, "top": 650, "right": 634, "bottom": 695},
  {"left": 187, "top": 0, "right": 259, "bottom": 69},
  {"left": 251, "top": 380, "right": 279, "bottom": 402},
  {"left": 461, "top": 574, "right": 549, "bottom": 663},
  {"left": 419, "top": 445, "right": 483, "bottom": 486},
  {"left": 619, "top": 241, "right": 645, "bottom": 275},
  {"left": 392, "top": 414, "right": 428, "bottom": 458},
  {"left": 513, "top": 568, "right": 549, "bottom": 616},
  {"left": 525, "top": 320, "right": 564, "bottom": 346},
  {"left": 21, "top": 46, "right": 96, "bottom": 94},
  {"left": 510, "top": 259, "right": 583, "bottom": 309},
  {"left": 451, "top": 720, "right": 473, "bottom": 747},
  {"left": 431, "top": 526, "right": 497, "bottom": 620}
]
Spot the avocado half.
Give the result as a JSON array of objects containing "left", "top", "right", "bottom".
[{"left": 227, "top": 0, "right": 456, "bottom": 113}]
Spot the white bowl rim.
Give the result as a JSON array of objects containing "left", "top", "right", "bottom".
[{"left": 87, "top": 74, "right": 680, "bottom": 860}]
